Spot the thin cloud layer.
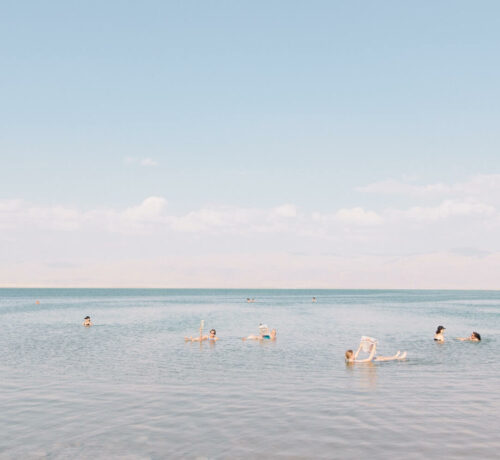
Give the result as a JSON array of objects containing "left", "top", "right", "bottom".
[
  {"left": 2, "top": 174, "right": 500, "bottom": 287},
  {"left": 358, "top": 174, "right": 500, "bottom": 204},
  {"left": 124, "top": 157, "right": 159, "bottom": 167}
]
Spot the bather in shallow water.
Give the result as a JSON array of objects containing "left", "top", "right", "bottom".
[
  {"left": 457, "top": 331, "right": 481, "bottom": 342},
  {"left": 185, "top": 321, "right": 219, "bottom": 342},
  {"left": 242, "top": 324, "right": 276, "bottom": 341},
  {"left": 82, "top": 316, "right": 92, "bottom": 327},
  {"left": 345, "top": 338, "right": 406, "bottom": 363},
  {"left": 434, "top": 325, "right": 446, "bottom": 342}
]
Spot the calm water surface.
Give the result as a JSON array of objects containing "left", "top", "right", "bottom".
[{"left": 1, "top": 289, "right": 499, "bottom": 459}]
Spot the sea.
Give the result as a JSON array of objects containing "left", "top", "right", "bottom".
[{"left": 0, "top": 289, "right": 499, "bottom": 459}]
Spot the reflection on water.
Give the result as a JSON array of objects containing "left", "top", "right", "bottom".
[
  {"left": 346, "top": 362, "right": 379, "bottom": 389},
  {"left": 0, "top": 289, "right": 499, "bottom": 459}
]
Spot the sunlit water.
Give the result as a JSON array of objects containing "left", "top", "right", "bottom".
[{"left": 1, "top": 289, "right": 499, "bottom": 459}]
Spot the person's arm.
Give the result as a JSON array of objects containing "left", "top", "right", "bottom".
[
  {"left": 354, "top": 344, "right": 363, "bottom": 359},
  {"left": 355, "top": 344, "right": 377, "bottom": 363},
  {"left": 456, "top": 337, "right": 469, "bottom": 341}
]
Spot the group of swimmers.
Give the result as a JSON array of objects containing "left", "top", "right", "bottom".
[
  {"left": 83, "top": 315, "right": 276, "bottom": 342},
  {"left": 82, "top": 313, "right": 482, "bottom": 363},
  {"left": 433, "top": 325, "right": 481, "bottom": 342},
  {"left": 183, "top": 321, "right": 277, "bottom": 342},
  {"left": 345, "top": 325, "right": 483, "bottom": 364}
]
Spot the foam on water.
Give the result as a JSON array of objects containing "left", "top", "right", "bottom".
[{"left": 0, "top": 289, "right": 499, "bottom": 459}]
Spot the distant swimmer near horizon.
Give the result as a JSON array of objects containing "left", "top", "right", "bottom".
[
  {"left": 345, "top": 337, "right": 407, "bottom": 363},
  {"left": 242, "top": 324, "right": 276, "bottom": 341},
  {"left": 434, "top": 325, "right": 446, "bottom": 342},
  {"left": 83, "top": 316, "right": 92, "bottom": 327},
  {"left": 457, "top": 331, "right": 481, "bottom": 342}
]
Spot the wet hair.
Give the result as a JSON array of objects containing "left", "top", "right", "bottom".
[
  {"left": 472, "top": 332, "right": 481, "bottom": 341},
  {"left": 210, "top": 329, "right": 216, "bottom": 335},
  {"left": 436, "top": 325, "right": 445, "bottom": 333},
  {"left": 345, "top": 350, "right": 354, "bottom": 360},
  {"left": 84, "top": 316, "right": 90, "bottom": 320}
]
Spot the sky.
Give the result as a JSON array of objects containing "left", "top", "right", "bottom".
[{"left": 1, "top": 0, "right": 500, "bottom": 288}]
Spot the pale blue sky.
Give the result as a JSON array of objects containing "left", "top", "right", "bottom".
[{"left": 1, "top": 1, "right": 500, "bottom": 287}]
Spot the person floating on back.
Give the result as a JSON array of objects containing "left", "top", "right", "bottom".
[
  {"left": 434, "top": 325, "right": 446, "bottom": 341},
  {"left": 345, "top": 337, "right": 407, "bottom": 363},
  {"left": 83, "top": 316, "right": 92, "bottom": 327},
  {"left": 457, "top": 331, "right": 481, "bottom": 342},
  {"left": 242, "top": 323, "right": 277, "bottom": 341},
  {"left": 185, "top": 328, "right": 219, "bottom": 342},
  {"left": 185, "top": 320, "right": 219, "bottom": 342}
]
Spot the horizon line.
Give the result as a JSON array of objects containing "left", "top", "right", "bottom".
[{"left": 0, "top": 286, "right": 499, "bottom": 292}]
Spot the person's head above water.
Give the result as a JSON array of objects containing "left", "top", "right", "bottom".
[
  {"left": 471, "top": 331, "right": 481, "bottom": 341},
  {"left": 209, "top": 329, "right": 216, "bottom": 335},
  {"left": 345, "top": 350, "right": 354, "bottom": 361},
  {"left": 436, "top": 325, "right": 445, "bottom": 334},
  {"left": 84, "top": 316, "right": 90, "bottom": 320}
]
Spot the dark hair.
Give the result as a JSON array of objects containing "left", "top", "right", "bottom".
[
  {"left": 210, "top": 329, "right": 216, "bottom": 334},
  {"left": 472, "top": 332, "right": 481, "bottom": 341},
  {"left": 84, "top": 316, "right": 90, "bottom": 319},
  {"left": 436, "top": 325, "right": 445, "bottom": 333}
]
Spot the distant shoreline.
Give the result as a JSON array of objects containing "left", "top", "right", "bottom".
[{"left": 0, "top": 287, "right": 499, "bottom": 292}]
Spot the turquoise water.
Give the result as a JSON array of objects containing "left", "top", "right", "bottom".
[{"left": 1, "top": 289, "right": 499, "bottom": 459}]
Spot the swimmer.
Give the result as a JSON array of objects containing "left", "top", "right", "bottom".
[
  {"left": 82, "top": 316, "right": 92, "bottom": 327},
  {"left": 207, "top": 329, "right": 219, "bottom": 342},
  {"left": 457, "top": 331, "right": 481, "bottom": 342},
  {"left": 345, "top": 341, "right": 407, "bottom": 363},
  {"left": 242, "top": 324, "right": 276, "bottom": 341},
  {"left": 185, "top": 328, "right": 219, "bottom": 342},
  {"left": 312, "top": 297, "right": 317, "bottom": 303},
  {"left": 434, "top": 325, "right": 446, "bottom": 342}
]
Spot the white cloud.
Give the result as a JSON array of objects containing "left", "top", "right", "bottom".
[
  {"left": 170, "top": 208, "right": 234, "bottom": 232},
  {"left": 357, "top": 174, "right": 500, "bottom": 204},
  {"left": 357, "top": 179, "right": 450, "bottom": 196},
  {"left": 334, "top": 207, "right": 383, "bottom": 226},
  {"left": 169, "top": 204, "right": 298, "bottom": 234},
  {"left": 123, "top": 196, "right": 167, "bottom": 221},
  {"left": 402, "top": 199, "right": 495, "bottom": 221},
  {"left": 123, "top": 157, "right": 158, "bottom": 167},
  {"left": 140, "top": 158, "right": 158, "bottom": 167},
  {"left": 273, "top": 204, "right": 297, "bottom": 218},
  {"left": 0, "top": 199, "right": 81, "bottom": 231}
]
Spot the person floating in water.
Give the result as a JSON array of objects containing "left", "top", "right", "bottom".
[
  {"left": 185, "top": 322, "right": 219, "bottom": 342},
  {"left": 434, "top": 325, "right": 446, "bottom": 341},
  {"left": 345, "top": 337, "right": 407, "bottom": 363},
  {"left": 82, "top": 316, "right": 92, "bottom": 327},
  {"left": 185, "top": 328, "right": 218, "bottom": 342},
  {"left": 206, "top": 329, "right": 219, "bottom": 342},
  {"left": 242, "top": 324, "right": 277, "bottom": 341},
  {"left": 312, "top": 297, "right": 317, "bottom": 303},
  {"left": 457, "top": 331, "right": 481, "bottom": 342}
]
